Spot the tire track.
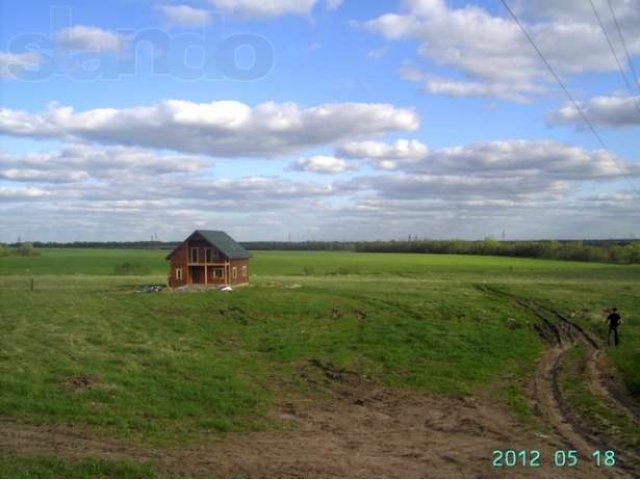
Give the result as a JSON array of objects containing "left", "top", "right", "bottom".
[{"left": 475, "top": 284, "right": 640, "bottom": 478}]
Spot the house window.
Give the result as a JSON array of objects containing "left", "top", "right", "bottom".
[
  {"left": 176, "top": 267, "right": 183, "bottom": 280},
  {"left": 213, "top": 268, "right": 224, "bottom": 279},
  {"left": 232, "top": 267, "right": 238, "bottom": 279},
  {"left": 242, "top": 265, "right": 247, "bottom": 277},
  {"left": 205, "top": 248, "right": 212, "bottom": 263},
  {"left": 191, "top": 247, "right": 198, "bottom": 263}
]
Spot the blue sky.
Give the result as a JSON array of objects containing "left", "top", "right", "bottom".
[{"left": 1, "top": 0, "right": 639, "bottom": 242}]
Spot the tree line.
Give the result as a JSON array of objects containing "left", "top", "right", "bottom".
[
  {"left": 243, "top": 239, "right": 640, "bottom": 264},
  {"left": 3, "top": 239, "right": 639, "bottom": 264},
  {"left": 352, "top": 239, "right": 640, "bottom": 264}
]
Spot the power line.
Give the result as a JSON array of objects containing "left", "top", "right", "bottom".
[
  {"left": 587, "top": 0, "right": 640, "bottom": 112},
  {"left": 498, "top": 0, "right": 639, "bottom": 196},
  {"left": 605, "top": 0, "right": 640, "bottom": 93}
]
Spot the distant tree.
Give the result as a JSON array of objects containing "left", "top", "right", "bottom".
[
  {"left": 627, "top": 242, "right": 640, "bottom": 264},
  {"left": 15, "top": 242, "right": 39, "bottom": 256},
  {"left": 481, "top": 236, "right": 500, "bottom": 255},
  {"left": 607, "top": 244, "right": 630, "bottom": 264},
  {"left": 0, "top": 244, "right": 10, "bottom": 257}
]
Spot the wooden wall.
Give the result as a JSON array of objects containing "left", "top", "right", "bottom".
[{"left": 168, "top": 240, "right": 250, "bottom": 287}]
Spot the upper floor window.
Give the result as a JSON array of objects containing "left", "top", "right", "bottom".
[
  {"left": 191, "top": 247, "right": 198, "bottom": 263},
  {"left": 205, "top": 248, "right": 213, "bottom": 263}
]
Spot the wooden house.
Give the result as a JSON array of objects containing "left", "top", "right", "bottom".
[{"left": 167, "top": 230, "right": 251, "bottom": 287}]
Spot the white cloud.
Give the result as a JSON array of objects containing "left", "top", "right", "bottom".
[
  {"left": 338, "top": 138, "right": 428, "bottom": 169},
  {"left": 158, "top": 5, "right": 212, "bottom": 26},
  {"left": 0, "top": 186, "right": 50, "bottom": 200},
  {"left": 2, "top": 138, "right": 639, "bottom": 241},
  {"left": 291, "top": 155, "right": 354, "bottom": 174},
  {"left": 207, "top": 0, "right": 316, "bottom": 17},
  {"left": 335, "top": 139, "right": 640, "bottom": 218},
  {"left": 205, "top": 0, "right": 342, "bottom": 18},
  {"left": 423, "top": 76, "right": 545, "bottom": 103},
  {"left": 0, "top": 144, "right": 209, "bottom": 184},
  {"left": 0, "top": 52, "right": 42, "bottom": 79},
  {"left": 324, "top": 0, "right": 344, "bottom": 11},
  {"left": 343, "top": 172, "right": 568, "bottom": 202},
  {"left": 412, "top": 139, "right": 640, "bottom": 181},
  {"left": 0, "top": 100, "right": 420, "bottom": 157},
  {"left": 359, "top": 0, "right": 640, "bottom": 101},
  {"left": 363, "top": 13, "right": 420, "bottom": 39},
  {"left": 54, "top": 26, "right": 126, "bottom": 52},
  {"left": 548, "top": 94, "right": 640, "bottom": 128},
  {"left": 399, "top": 62, "right": 424, "bottom": 82}
]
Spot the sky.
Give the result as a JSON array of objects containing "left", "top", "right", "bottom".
[{"left": 0, "top": 0, "right": 639, "bottom": 242}]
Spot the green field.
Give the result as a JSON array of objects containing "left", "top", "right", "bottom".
[{"left": 1, "top": 248, "right": 639, "bottom": 476}]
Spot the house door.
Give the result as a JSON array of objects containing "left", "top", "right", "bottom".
[{"left": 190, "top": 266, "right": 203, "bottom": 284}]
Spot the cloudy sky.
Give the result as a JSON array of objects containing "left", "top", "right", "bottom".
[{"left": 1, "top": 0, "right": 639, "bottom": 242}]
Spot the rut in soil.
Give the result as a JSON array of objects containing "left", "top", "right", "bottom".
[{"left": 475, "top": 283, "right": 640, "bottom": 477}]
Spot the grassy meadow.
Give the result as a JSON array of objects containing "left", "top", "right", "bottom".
[{"left": 1, "top": 248, "right": 639, "bottom": 475}]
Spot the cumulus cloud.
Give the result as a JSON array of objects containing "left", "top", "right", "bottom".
[
  {"left": 208, "top": 0, "right": 315, "bottom": 17},
  {"left": 342, "top": 173, "right": 568, "bottom": 202},
  {"left": 2, "top": 137, "right": 638, "bottom": 241},
  {"left": 54, "top": 25, "right": 127, "bottom": 52},
  {"left": 165, "top": 175, "right": 334, "bottom": 203},
  {"left": 414, "top": 139, "right": 639, "bottom": 181},
  {"left": 0, "top": 100, "right": 419, "bottom": 157},
  {"left": 324, "top": 0, "right": 344, "bottom": 11},
  {"left": 158, "top": 5, "right": 212, "bottom": 26},
  {"left": 423, "top": 76, "right": 546, "bottom": 103},
  {"left": 358, "top": 0, "right": 640, "bottom": 101},
  {"left": 327, "top": 137, "right": 640, "bottom": 238},
  {"left": 338, "top": 139, "right": 428, "bottom": 169},
  {"left": 291, "top": 155, "right": 354, "bottom": 174},
  {"left": 514, "top": 0, "right": 639, "bottom": 24},
  {"left": 548, "top": 94, "right": 640, "bottom": 128},
  {"left": 0, "top": 144, "right": 209, "bottom": 184},
  {"left": 205, "top": 0, "right": 342, "bottom": 17},
  {"left": 0, "top": 52, "right": 42, "bottom": 78},
  {"left": 0, "top": 186, "right": 50, "bottom": 201},
  {"left": 338, "top": 139, "right": 640, "bottom": 205}
]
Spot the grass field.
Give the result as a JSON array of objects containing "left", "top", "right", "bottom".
[{"left": 1, "top": 248, "right": 639, "bottom": 477}]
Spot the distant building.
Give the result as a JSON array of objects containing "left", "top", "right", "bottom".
[{"left": 166, "top": 230, "right": 251, "bottom": 287}]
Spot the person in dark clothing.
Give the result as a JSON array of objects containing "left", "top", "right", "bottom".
[{"left": 606, "top": 307, "right": 622, "bottom": 346}]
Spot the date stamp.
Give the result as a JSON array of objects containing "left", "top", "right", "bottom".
[{"left": 492, "top": 449, "right": 616, "bottom": 468}]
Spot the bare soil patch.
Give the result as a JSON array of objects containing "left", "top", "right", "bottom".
[
  {"left": 64, "top": 374, "right": 101, "bottom": 391},
  {"left": 0, "top": 377, "right": 628, "bottom": 478}
]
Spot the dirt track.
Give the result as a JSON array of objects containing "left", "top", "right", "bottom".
[
  {"left": 478, "top": 285, "right": 640, "bottom": 478},
  {"left": 2, "top": 291, "right": 639, "bottom": 478},
  {"left": 0, "top": 384, "right": 622, "bottom": 478}
]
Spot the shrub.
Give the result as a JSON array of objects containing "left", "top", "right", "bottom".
[{"left": 15, "top": 242, "right": 39, "bottom": 256}]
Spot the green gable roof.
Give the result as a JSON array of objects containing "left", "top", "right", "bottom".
[
  {"left": 167, "top": 230, "right": 251, "bottom": 260},
  {"left": 195, "top": 230, "right": 251, "bottom": 259}
]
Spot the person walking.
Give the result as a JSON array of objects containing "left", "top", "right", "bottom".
[{"left": 606, "top": 307, "right": 622, "bottom": 347}]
